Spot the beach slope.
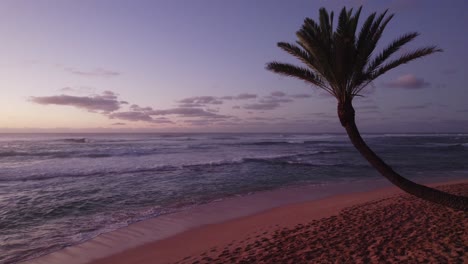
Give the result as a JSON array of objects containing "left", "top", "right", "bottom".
[{"left": 89, "top": 181, "right": 467, "bottom": 264}]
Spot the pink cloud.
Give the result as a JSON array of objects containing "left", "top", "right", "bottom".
[
  {"left": 384, "top": 74, "right": 430, "bottom": 89},
  {"left": 64, "top": 67, "right": 120, "bottom": 78},
  {"left": 30, "top": 91, "right": 122, "bottom": 113}
]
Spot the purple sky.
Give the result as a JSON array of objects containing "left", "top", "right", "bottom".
[{"left": 1, "top": 0, "right": 467, "bottom": 133}]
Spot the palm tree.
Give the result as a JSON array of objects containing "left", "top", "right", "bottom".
[{"left": 266, "top": 6, "right": 467, "bottom": 211}]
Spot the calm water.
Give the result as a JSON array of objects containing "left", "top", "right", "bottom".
[{"left": 1, "top": 133, "right": 467, "bottom": 263}]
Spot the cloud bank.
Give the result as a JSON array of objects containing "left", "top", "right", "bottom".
[
  {"left": 64, "top": 67, "right": 121, "bottom": 78},
  {"left": 30, "top": 91, "right": 122, "bottom": 113},
  {"left": 29, "top": 89, "right": 315, "bottom": 126},
  {"left": 384, "top": 74, "right": 430, "bottom": 89}
]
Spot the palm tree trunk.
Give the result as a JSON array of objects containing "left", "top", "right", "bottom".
[{"left": 338, "top": 101, "right": 468, "bottom": 211}]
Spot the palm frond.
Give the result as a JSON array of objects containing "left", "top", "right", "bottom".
[
  {"left": 369, "top": 46, "right": 442, "bottom": 80},
  {"left": 356, "top": 12, "right": 376, "bottom": 53},
  {"left": 369, "top": 10, "right": 389, "bottom": 38},
  {"left": 351, "top": 12, "right": 377, "bottom": 89},
  {"left": 349, "top": 6, "right": 362, "bottom": 38},
  {"left": 319, "top": 8, "right": 332, "bottom": 42},
  {"left": 336, "top": 7, "right": 350, "bottom": 36},
  {"left": 333, "top": 7, "right": 360, "bottom": 99},
  {"left": 355, "top": 10, "right": 391, "bottom": 66},
  {"left": 277, "top": 42, "right": 317, "bottom": 71},
  {"left": 366, "top": 13, "right": 394, "bottom": 58},
  {"left": 266, "top": 62, "right": 334, "bottom": 95},
  {"left": 296, "top": 19, "right": 335, "bottom": 83},
  {"left": 373, "top": 13, "right": 394, "bottom": 42},
  {"left": 366, "top": 32, "right": 419, "bottom": 74}
]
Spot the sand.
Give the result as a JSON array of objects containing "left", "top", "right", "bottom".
[{"left": 86, "top": 180, "right": 467, "bottom": 264}]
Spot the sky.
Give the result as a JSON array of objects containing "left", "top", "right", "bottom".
[{"left": 1, "top": 0, "right": 467, "bottom": 133}]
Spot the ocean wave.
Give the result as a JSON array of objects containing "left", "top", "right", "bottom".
[
  {"left": 233, "top": 140, "right": 348, "bottom": 147},
  {"left": 62, "top": 138, "right": 88, "bottom": 143},
  {"left": 382, "top": 133, "right": 468, "bottom": 137},
  {"left": 424, "top": 143, "right": 468, "bottom": 148},
  {"left": 0, "top": 149, "right": 162, "bottom": 159},
  {"left": 239, "top": 141, "right": 297, "bottom": 146},
  {"left": 209, "top": 136, "right": 240, "bottom": 140},
  {"left": 158, "top": 134, "right": 191, "bottom": 138},
  {"left": 242, "top": 158, "right": 316, "bottom": 166},
  {"left": 0, "top": 151, "right": 341, "bottom": 182},
  {"left": 0, "top": 165, "right": 179, "bottom": 182},
  {"left": 0, "top": 150, "right": 78, "bottom": 158},
  {"left": 1, "top": 143, "right": 275, "bottom": 159},
  {"left": 157, "top": 135, "right": 197, "bottom": 141},
  {"left": 236, "top": 140, "right": 315, "bottom": 146}
]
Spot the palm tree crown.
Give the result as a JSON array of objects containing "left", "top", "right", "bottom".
[
  {"left": 267, "top": 6, "right": 441, "bottom": 103},
  {"left": 266, "top": 6, "right": 467, "bottom": 211}
]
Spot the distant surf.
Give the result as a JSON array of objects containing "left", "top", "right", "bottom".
[
  {"left": 63, "top": 138, "right": 87, "bottom": 143},
  {"left": 1, "top": 133, "right": 467, "bottom": 263}
]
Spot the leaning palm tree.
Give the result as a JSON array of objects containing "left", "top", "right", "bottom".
[{"left": 267, "top": 6, "right": 467, "bottom": 211}]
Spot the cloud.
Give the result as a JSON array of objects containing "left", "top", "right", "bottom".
[
  {"left": 234, "top": 93, "right": 257, "bottom": 100},
  {"left": 271, "top": 91, "right": 286, "bottom": 97},
  {"left": 30, "top": 91, "right": 122, "bottom": 113},
  {"left": 108, "top": 111, "right": 153, "bottom": 122},
  {"left": 263, "top": 97, "right": 293, "bottom": 104},
  {"left": 30, "top": 90, "right": 317, "bottom": 127},
  {"left": 64, "top": 67, "right": 121, "bottom": 78},
  {"left": 178, "top": 96, "right": 223, "bottom": 107},
  {"left": 101, "top": 90, "right": 118, "bottom": 99},
  {"left": 59, "top": 87, "right": 74, "bottom": 92},
  {"left": 130, "top": 104, "right": 153, "bottom": 111},
  {"left": 152, "top": 117, "right": 175, "bottom": 124},
  {"left": 290, "top": 93, "right": 312, "bottom": 98},
  {"left": 205, "top": 108, "right": 219, "bottom": 113},
  {"left": 176, "top": 93, "right": 257, "bottom": 108},
  {"left": 248, "top": 117, "right": 286, "bottom": 121},
  {"left": 183, "top": 119, "right": 216, "bottom": 126},
  {"left": 58, "top": 86, "right": 96, "bottom": 94},
  {"left": 109, "top": 112, "right": 174, "bottom": 123},
  {"left": 31, "top": 90, "right": 234, "bottom": 125},
  {"left": 109, "top": 103, "right": 228, "bottom": 122},
  {"left": 149, "top": 107, "right": 229, "bottom": 119},
  {"left": 243, "top": 102, "right": 280, "bottom": 110},
  {"left": 242, "top": 94, "right": 295, "bottom": 111},
  {"left": 384, "top": 74, "right": 430, "bottom": 89},
  {"left": 220, "top": 93, "right": 257, "bottom": 100}
]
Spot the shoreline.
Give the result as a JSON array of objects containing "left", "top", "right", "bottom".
[{"left": 25, "top": 177, "right": 467, "bottom": 264}]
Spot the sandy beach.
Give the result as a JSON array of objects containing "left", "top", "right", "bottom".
[
  {"left": 27, "top": 179, "right": 467, "bottom": 264},
  {"left": 93, "top": 181, "right": 467, "bottom": 264}
]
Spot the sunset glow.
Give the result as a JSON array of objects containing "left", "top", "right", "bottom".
[{"left": 1, "top": 0, "right": 467, "bottom": 132}]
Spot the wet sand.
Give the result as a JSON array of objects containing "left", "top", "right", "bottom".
[{"left": 89, "top": 180, "right": 467, "bottom": 264}]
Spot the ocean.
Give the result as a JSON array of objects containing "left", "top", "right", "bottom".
[{"left": 1, "top": 133, "right": 467, "bottom": 263}]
